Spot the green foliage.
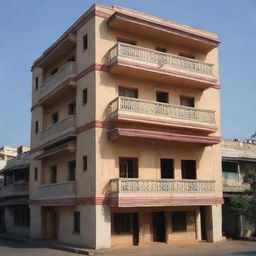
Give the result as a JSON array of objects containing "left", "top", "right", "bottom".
[{"left": 229, "top": 170, "right": 256, "bottom": 222}]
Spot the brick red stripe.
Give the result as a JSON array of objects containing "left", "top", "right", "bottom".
[
  {"left": 108, "top": 128, "right": 221, "bottom": 145},
  {"left": 117, "top": 113, "right": 217, "bottom": 132},
  {"left": 29, "top": 196, "right": 223, "bottom": 206}
]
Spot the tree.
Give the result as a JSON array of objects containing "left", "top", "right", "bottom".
[{"left": 230, "top": 170, "right": 256, "bottom": 224}]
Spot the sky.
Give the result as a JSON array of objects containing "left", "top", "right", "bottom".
[{"left": 0, "top": 0, "right": 255, "bottom": 146}]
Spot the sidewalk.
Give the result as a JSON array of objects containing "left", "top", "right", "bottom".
[{"left": 0, "top": 233, "right": 90, "bottom": 255}]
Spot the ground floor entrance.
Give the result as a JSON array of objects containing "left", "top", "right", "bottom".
[
  {"left": 152, "top": 212, "right": 166, "bottom": 242},
  {"left": 111, "top": 206, "right": 204, "bottom": 248}
]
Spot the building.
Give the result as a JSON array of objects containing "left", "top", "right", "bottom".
[
  {"left": 222, "top": 139, "right": 256, "bottom": 238},
  {"left": 0, "top": 146, "right": 18, "bottom": 170},
  {"left": 29, "top": 4, "right": 223, "bottom": 249},
  {"left": 0, "top": 147, "right": 30, "bottom": 236}
]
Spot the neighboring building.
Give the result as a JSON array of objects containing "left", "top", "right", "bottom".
[
  {"left": 0, "top": 147, "right": 30, "bottom": 236},
  {"left": 222, "top": 139, "right": 256, "bottom": 238},
  {"left": 29, "top": 4, "right": 223, "bottom": 248},
  {"left": 0, "top": 146, "right": 18, "bottom": 170}
]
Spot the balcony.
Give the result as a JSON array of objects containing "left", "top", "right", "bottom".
[
  {"left": 106, "top": 43, "right": 217, "bottom": 88},
  {"left": 107, "top": 97, "right": 216, "bottom": 133},
  {"left": 39, "top": 181, "right": 76, "bottom": 200},
  {"left": 39, "top": 62, "right": 77, "bottom": 104},
  {"left": 0, "top": 183, "right": 29, "bottom": 198},
  {"left": 40, "top": 115, "right": 77, "bottom": 147},
  {"left": 109, "top": 178, "right": 217, "bottom": 207},
  {"left": 222, "top": 172, "right": 250, "bottom": 193}
]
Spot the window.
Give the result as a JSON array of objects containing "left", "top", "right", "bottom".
[
  {"left": 181, "top": 160, "right": 196, "bottom": 179},
  {"left": 82, "top": 88, "right": 87, "bottom": 104},
  {"left": 117, "top": 38, "right": 136, "bottom": 45},
  {"left": 161, "top": 159, "right": 174, "bottom": 179},
  {"left": 35, "top": 77, "right": 39, "bottom": 90},
  {"left": 179, "top": 52, "right": 195, "bottom": 59},
  {"left": 73, "top": 212, "right": 80, "bottom": 233},
  {"left": 52, "top": 112, "right": 59, "bottom": 124},
  {"left": 67, "top": 56, "right": 75, "bottom": 62},
  {"left": 83, "top": 34, "right": 88, "bottom": 50},
  {"left": 119, "top": 158, "right": 138, "bottom": 178},
  {"left": 83, "top": 156, "right": 87, "bottom": 171},
  {"left": 68, "top": 102, "right": 76, "bottom": 115},
  {"left": 180, "top": 96, "right": 195, "bottom": 107},
  {"left": 172, "top": 211, "right": 187, "bottom": 232},
  {"left": 113, "top": 213, "right": 132, "bottom": 234},
  {"left": 222, "top": 161, "right": 238, "bottom": 173},
  {"left": 35, "top": 121, "right": 39, "bottom": 134},
  {"left": 156, "top": 91, "right": 169, "bottom": 103},
  {"left": 68, "top": 161, "right": 76, "bottom": 181},
  {"left": 13, "top": 206, "right": 30, "bottom": 227},
  {"left": 119, "top": 87, "right": 138, "bottom": 98},
  {"left": 34, "top": 168, "right": 38, "bottom": 181},
  {"left": 51, "top": 68, "right": 58, "bottom": 76},
  {"left": 155, "top": 47, "right": 166, "bottom": 53},
  {"left": 50, "top": 165, "right": 57, "bottom": 184}
]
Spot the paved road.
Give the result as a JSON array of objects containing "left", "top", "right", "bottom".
[
  {"left": 0, "top": 239, "right": 255, "bottom": 256},
  {"left": 0, "top": 239, "right": 75, "bottom": 256},
  {"left": 96, "top": 240, "right": 256, "bottom": 256}
]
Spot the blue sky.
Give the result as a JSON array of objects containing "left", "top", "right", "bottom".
[{"left": 0, "top": 0, "right": 255, "bottom": 146}]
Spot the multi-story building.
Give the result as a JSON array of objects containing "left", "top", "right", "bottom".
[
  {"left": 29, "top": 4, "right": 223, "bottom": 248},
  {"left": 0, "top": 147, "right": 30, "bottom": 236},
  {"left": 0, "top": 146, "right": 18, "bottom": 170},
  {"left": 222, "top": 139, "right": 256, "bottom": 238}
]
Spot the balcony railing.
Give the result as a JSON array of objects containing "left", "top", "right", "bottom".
[
  {"left": 107, "top": 96, "right": 216, "bottom": 125},
  {"left": 106, "top": 42, "right": 214, "bottom": 76},
  {"left": 39, "top": 181, "right": 76, "bottom": 198},
  {"left": 41, "top": 115, "right": 76, "bottom": 144},
  {"left": 110, "top": 178, "right": 215, "bottom": 194},
  {"left": 39, "top": 62, "right": 77, "bottom": 100},
  {"left": 0, "top": 183, "right": 29, "bottom": 198}
]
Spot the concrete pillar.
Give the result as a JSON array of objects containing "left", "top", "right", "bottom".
[
  {"left": 30, "top": 205, "right": 43, "bottom": 238},
  {"left": 95, "top": 205, "right": 111, "bottom": 249},
  {"left": 195, "top": 208, "right": 202, "bottom": 241},
  {"left": 205, "top": 205, "right": 222, "bottom": 242}
]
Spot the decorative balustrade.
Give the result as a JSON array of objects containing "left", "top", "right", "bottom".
[
  {"left": 41, "top": 115, "right": 76, "bottom": 144},
  {"left": 107, "top": 97, "right": 215, "bottom": 125},
  {"left": 39, "top": 62, "right": 77, "bottom": 99},
  {"left": 110, "top": 178, "right": 215, "bottom": 194},
  {"left": 106, "top": 42, "right": 214, "bottom": 76},
  {"left": 0, "top": 183, "right": 29, "bottom": 198},
  {"left": 39, "top": 181, "right": 76, "bottom": 198}
]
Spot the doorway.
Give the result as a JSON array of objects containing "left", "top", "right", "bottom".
[
  {"left": 153, "top": 212, "right": 166, "bottom": 242},
  {"left": 45, "top": 208, "right": 58, "bottom": 240},
  {"left": 132, "top": 213, "right": 139, "bottom": 245},
  {"left": 200, "top": 206, "right": 207, "bottom": 240},
  {"left": 0, "top": 208, "right": 5, "bottom": 232}
]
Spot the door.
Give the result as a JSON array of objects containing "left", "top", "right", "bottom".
[
  {"left": 132, "top": 213, "right": 139, "bottom": 246},
  {"left": 200, "top": 207, "right": 207, "bottom": 240},
  {"left": 153, "top": 212, "right": 166, "bottom": 242},
  {"left": 45, "top": 209, "right": 58, "bottom": 240}
]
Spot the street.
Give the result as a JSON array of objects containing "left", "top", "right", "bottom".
[{"left": 0, "top": 239, "right": 255, "bottom": 256}]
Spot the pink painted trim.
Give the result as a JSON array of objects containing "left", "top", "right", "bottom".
[
  {"left": 110, "top": 10, "right": 219, "bottom": 46},
  {"left": 108, "top": 128, "right": 221, "bottom": 145},
  {"left": 29, "top": 196, "right": 223, "bottom": 206},
  {"left": 116, "top": 113, "right": 217, "bottom": 132}
]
